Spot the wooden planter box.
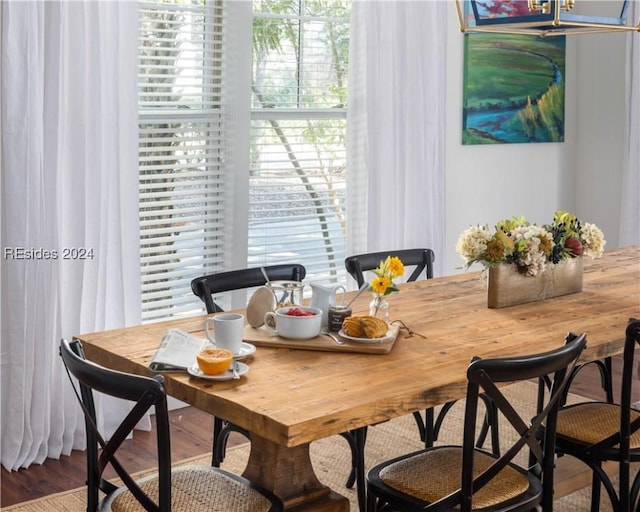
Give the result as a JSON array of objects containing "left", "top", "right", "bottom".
[{"left": 487, "top": 257, "right": 583, "bottom": 309}]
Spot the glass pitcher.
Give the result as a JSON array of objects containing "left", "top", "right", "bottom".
[{"left": 267, "top": 280, "right": 305, "bottom": 308}]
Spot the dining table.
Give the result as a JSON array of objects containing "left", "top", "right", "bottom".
[{"left": 76, "top": 247, "right": 639, "bottom": 512}]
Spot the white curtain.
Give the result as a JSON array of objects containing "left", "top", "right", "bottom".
[
  {"left": 620, "top": 0, "right": 640, "bottom": 246},
  {"left": 346, "top": 0, "right": 447, "bottom": 277},
  {"left": 1, "top": 1, "right": 144, "bottom": 471}
]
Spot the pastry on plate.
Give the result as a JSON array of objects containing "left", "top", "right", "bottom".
[{"left": 342, "top": 315, "right": 388, "bottom": 338}]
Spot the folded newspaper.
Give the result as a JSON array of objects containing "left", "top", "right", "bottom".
[{"left": 149, "top": 328, "right": 207, "bottom": 372}]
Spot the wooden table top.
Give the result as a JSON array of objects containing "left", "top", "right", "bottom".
[{"left": 78, "top": 247, "right": 639, "bottom": 450}]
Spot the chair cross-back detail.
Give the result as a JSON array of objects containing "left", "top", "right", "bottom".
[
  {"left": 190, "top": 264, "right": 306, "bottom": 468},
  {"left": 555, "top": 318, "right": 640, "bottom": 512},
  {"left": 59, "top": 338, "right": 283, "bottom": 512},
  {"left": 366, "top": 332, "right": 587, "bottom": 512}
]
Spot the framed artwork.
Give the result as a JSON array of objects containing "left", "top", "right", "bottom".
[{"left": 462, "top": 32, "right": 566, "bottom": 145}]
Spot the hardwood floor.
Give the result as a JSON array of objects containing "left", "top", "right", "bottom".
[
  {"left": 0, "top": 406, "right": 232, "bottom": 507},
  {"left": 1, "top": 355, "right": 637, "bottom": 508}
]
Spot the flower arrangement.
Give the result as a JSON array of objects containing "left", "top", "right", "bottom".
[
  {"left": 456, "top": 210, "right": 605, "bottom": 277},
  {"left": 369, "top": 256, "right": 405, "bottom": 295},
  {"left": 368, "top": 256, "right": 405, "bottom": 317}
]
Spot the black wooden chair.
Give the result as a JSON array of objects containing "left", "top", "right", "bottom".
[
  {"left": 346, "top": 249, "right": 495, "bottom": 446},
  {"left": 366, "top": 332, "right": 587, "bottom": 512},
  {"left": 344, "top": 248, "right": 499, "bottom": 512},
  {"left": 345, "top": 249, "right": 442, "bottom": 444},
  {"left": 190, "top": 264, "right": 306, "bottom": 467},
  {"left": 554, "top": 318, "right": 640, "bottom": 512},
  {"left": 192, "top": 263, "right": 367, "bottom": 511},
  {"left": 59, "top": 338, "right": 283, "bottom": 512},
  {"left": 345, "top": 247, "right": 497, "bottom": 447}
]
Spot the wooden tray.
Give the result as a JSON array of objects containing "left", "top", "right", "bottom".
[{"left": 242, "top": 323, "right": 400, "bottom": 354}]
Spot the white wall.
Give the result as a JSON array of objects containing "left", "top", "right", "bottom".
[
  {"left": 574, "top": 31, "right": 626, "bottom": 250},
  {"left": 443, "top": 3, "right": 627, "bottom": 275}
]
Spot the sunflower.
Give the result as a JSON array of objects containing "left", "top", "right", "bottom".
[
  {"left": 370, "top": 276, "right": 392, "bottom": 295},
  {"left": 387, "top": 256, "right": 404, "bottom": 278}
]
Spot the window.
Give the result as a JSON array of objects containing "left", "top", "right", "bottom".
[
  {"left": 249, "top": 0, "right": 350, "bottom": 283},
  {"left": 138, "top": 0, "right": 226, "bottom": 322},
  {"left": 138, "top": 0, "right": 350, "bottom": 322}
]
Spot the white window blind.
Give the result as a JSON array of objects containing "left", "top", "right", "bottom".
[
  {"left": 249, "top": 0, "right": 350, "bottom": 283},
  {"left": 139, "top": 1, "right": 226, "bottom": 322}
]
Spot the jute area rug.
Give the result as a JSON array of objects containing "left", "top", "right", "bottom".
[{"left": 2, "top": 382, "right": 628, "bottom": 511}]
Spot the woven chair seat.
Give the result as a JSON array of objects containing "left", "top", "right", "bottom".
[
  {"left": 367, "top": 333, "right": 586, "bottom": 512},
  {"left": 557, "top": 402, "right": 640, "bottom": 448},
  {"left": 107, "top": 465, "right": 274, "bottom": 512},
  {"left": 378, "top": 446, "right": 530, "bottom": 509}
]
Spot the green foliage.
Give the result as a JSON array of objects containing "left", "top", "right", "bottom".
[
  {"left": 537, "top": 83, "right": 564, "bottom": 141},
  {"left": 252, "top": 0, "right": 349, "bottom": 109},
  {"left": 515, "top": 83, "right": 564, "bottom": 142},
  {"left": 518, "top": 96, "right": 538, "bottom": 140}
]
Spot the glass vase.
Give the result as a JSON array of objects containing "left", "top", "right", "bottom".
[{"left": 369, "top": 294, "right": 389, "bottom": 322}]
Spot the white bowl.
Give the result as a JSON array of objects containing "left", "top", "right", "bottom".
[{"left": 263, "top": 306, "right": 322, "bottom": 339}]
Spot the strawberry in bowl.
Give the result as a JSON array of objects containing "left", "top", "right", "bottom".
[
  {"left": 264, "top": 307, "right": 322, "bottom": 339},
  {"left": 284, "top": 307, "right": 317, "bottom": 317}
]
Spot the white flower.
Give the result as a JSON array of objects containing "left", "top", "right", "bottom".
[
  {"left": 511, "top": 225, "right": 550, "bottom": 276},
  {"left": 521, "top": 249, "right": 547, "bottom": 276},
  {"left": 455, "top": 225, "right": 491, "bottom": 263},
  {"left": 580, "top": 222, "right": 606, "bottom": 259}
]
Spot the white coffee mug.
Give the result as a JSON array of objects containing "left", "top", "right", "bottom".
[{"left": 205, "top": 313, "right": 244, "bottom": 355}]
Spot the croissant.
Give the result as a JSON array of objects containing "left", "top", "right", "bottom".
[
  {"left": 361, "top": 316, "right": 388, "bottom": 338},
  {"left": 342, "top": 316, "right": 364, "bottom": 337},
  {"left": 341, "top": 315, "right": 388, "bottom": 338}
]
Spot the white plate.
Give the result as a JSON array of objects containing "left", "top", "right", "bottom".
[
  {"left": 338, "top": 329, "right": 393, "bottom": 344},
  {"left": 233, "top": 342, "right": 256, "bottom": 360},
  {"left": 187, "top": 361, "right": 250, "bottom": 381},
  {"left": 203, "top": 341, "right": 256, "bottom": 360}
]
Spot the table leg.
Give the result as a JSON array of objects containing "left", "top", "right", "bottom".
[{"left": 243, "top": 433, "right": 350, "bottom": 512}]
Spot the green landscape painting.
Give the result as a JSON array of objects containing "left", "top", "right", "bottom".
[{"left": 462, "top": 33, "right": 566, "bottom": 145}]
